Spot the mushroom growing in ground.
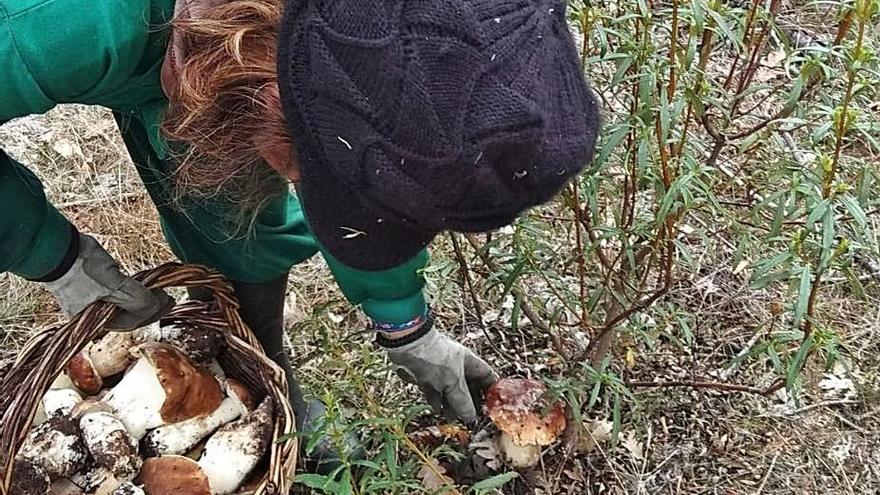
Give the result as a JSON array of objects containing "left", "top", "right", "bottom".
[
  {"left": 102, "top": 343, "right": 224, "bottom": 439},
  {"left": 139, "top": 455, "right": 211, "bottom": 495},
  {"left": 484, "top": 378, "right": 566, "bottom": 469},
  {"left": 141, "top": 377, "right": 255, "bottom": 457},
  {"left": 79, "top": 405, "right": 142, "bottom": 481},
  {"left": 18, "top": 414, "right": 89, "bottom": 480},
  {"left": 197, "top": 396, "right": 274, "bottom": 494}
]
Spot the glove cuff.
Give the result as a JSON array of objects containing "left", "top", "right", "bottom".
[
  {"left": 375, "top": 314, "right": 434, "bottom": 349},
  {"left": 26, "top": 224, "right": 81, "bottom": 283}
]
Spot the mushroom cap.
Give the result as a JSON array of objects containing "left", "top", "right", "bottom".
[
  {"left": 66, "top": 352, "right": 103, "bottom": 395},
  {"left": 139, "top": 456, "right": 211, "bottom": 495},
  {"left": 484, "top": 378, "right": 566, "bottom": 446},
  {"left": 135, "top": 343, "right": 224, "bottom": 423}
]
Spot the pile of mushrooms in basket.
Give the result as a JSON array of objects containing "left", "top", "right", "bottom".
[{"left": 10, "top": 323, "right": 274, "bottom": 495}]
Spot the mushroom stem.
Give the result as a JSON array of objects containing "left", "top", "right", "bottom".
[
  {"left": 87, "top": 332, "right": 137, "bottom": 377},
  {"left": 43, "top": 389, "right": 83, "bottom": 418},
  {"left": 497, "top": 433, "right": 541, "bottom": 469},
  {"left": 198, "top": 397, "right": 274, "bottom": 494},
  {"left": 79, "top": 409, "right": 142, "bottom": 481},
  {"left": 102, "top": 358, "right": 167, "bottom": 439},
  {"left": 141, "top": 394, "right": 247, "bottom": 457}
]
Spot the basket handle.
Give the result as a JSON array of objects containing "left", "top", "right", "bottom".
[{"left": 0, "top": 262, "right": 296, "bottom": 495}]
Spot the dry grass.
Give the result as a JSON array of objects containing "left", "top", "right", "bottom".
[{"left": 1, "top": 96, "right": 878, "bottom": 495}]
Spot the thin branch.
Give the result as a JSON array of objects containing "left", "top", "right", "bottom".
[{"left": 627, "top": 379, "right": 780, "bottom": 396}]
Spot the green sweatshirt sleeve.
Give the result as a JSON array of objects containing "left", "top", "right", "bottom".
[
  {"left": 318, "top": 242, "right": 429, "bottom": 326},
  {"left": 0, "top": 150, "right": 74, "bottom": 279}
]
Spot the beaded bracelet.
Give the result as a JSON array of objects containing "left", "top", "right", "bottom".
[{"left": 369, "top": 308, "right": 430, "bottom": 333}]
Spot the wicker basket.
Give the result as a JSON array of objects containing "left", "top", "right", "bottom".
[{"left": 0, "top": 263, "right": 298, "bottom": 495}]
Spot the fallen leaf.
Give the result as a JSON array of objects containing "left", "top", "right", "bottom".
[
  {"left": 52, "top": 139, "right": 81, "bottom": 159},
  {"left": 470, "top": 439, "right": 502, "bottom": 471},
  {"left": 621, "top": 431, "right": 644, "bottom": 461},
  {"left": 625, "top": 348, "right": 637, "bottom": 370},
  {"left": 579, "top": 419, "right": 614, "bottom": 453},
  {"left": 765, "top": 48, "right": 787, "bottom": 67},
  {"left": 418, "top": 458, "right": 454, "bottom": 491},
  {"left": 438, "top": 424, "right": 471, "bottom": 446}
]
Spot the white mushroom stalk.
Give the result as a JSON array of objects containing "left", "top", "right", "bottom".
[
  {"left": 198, "top": 397, "right": 274, "bottom": 494},
  {"left": 87, "top": 332, "right": 137, "bottom": 377},
  {"left": 102, "top": 343, "right": 224, "bottom": 439},
  {"left": 484, "top": 378, "right": 567, "bottom": 469},
  {"left": 141, "top": 378, "right": 253, "bottom": 457},
  {"left": 79, "top": 406, "right": 142, "bottom": 481},
  {"left": 42, "top": 389, "right": 83, "bottom": 419}
]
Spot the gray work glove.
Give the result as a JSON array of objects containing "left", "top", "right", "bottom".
[
  {"left": 44, "top": 233, "right": 174, "bottom": 330},
  {"left": 382, "top": 324, "right": 498, "bottom": 424}
]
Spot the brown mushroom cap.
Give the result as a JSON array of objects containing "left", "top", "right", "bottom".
[
  {"left": 66, "top": 352, "right": 103, "bottom": 395},
  {"left": 139, "top": 456, "right": 211, "bottom": 495},
  {"left": 484, "top": 378, "right": 566, "bottom": 446},
  {"left": 135, "top": 343, "right": 224, "bottom": 423}
]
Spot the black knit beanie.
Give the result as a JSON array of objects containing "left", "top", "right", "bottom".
[{"left": 277, "top": 0, "right": 600, "bottom": 271}]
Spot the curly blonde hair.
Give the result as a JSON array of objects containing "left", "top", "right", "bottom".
[{"left": 160, "top": 0, "right": 298, "bottom": 220}]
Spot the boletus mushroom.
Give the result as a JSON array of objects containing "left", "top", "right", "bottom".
[
  {"left": 18, "top": 415, "right": 89, "bottom": 480},
  {"left": 141, "top": 377, "right": 255, "bottom": 457},
  {"left": 484, "top": 378, "right": 566, "bottom": 469},
  {"left": 102, "top": 343, "right": 224, "bottom": 439},
  {"left": 66, "top": 352, "right": 103, "bottom": 395},
  {"left": 197, "top": 396, "right": 274, "bottom": 494},
  {"left": 79, "top": 406, "right": 142, "bottom": 481},
  {"left": 133, "top": 322, "right": 223, "bottom": 363},
  {"left": 139, "top": 455, "right": 211, "bottom": 495},
  {"left": 86, "top": 331, "right": 137, "bottom": 378}
]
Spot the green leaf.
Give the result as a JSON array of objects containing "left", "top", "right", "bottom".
[
  {"left": 840, "top": 195, "right": 868, "bottom": 228},
  {"left": 296, "top": 474, "right": 331, "bottom": 490},
  {"left": 792, "top": 266, "right": 812, "bottom": 328},
  {"left": 787, "top": 333, "right": 815, "bottom": 393},
  {"left": 471, "top": 472, "right": 520, "bottom": 491}
]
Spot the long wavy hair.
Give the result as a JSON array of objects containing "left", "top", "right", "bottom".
[{"left": 160, "top": 0, "right": 297, "bottom": 228}]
